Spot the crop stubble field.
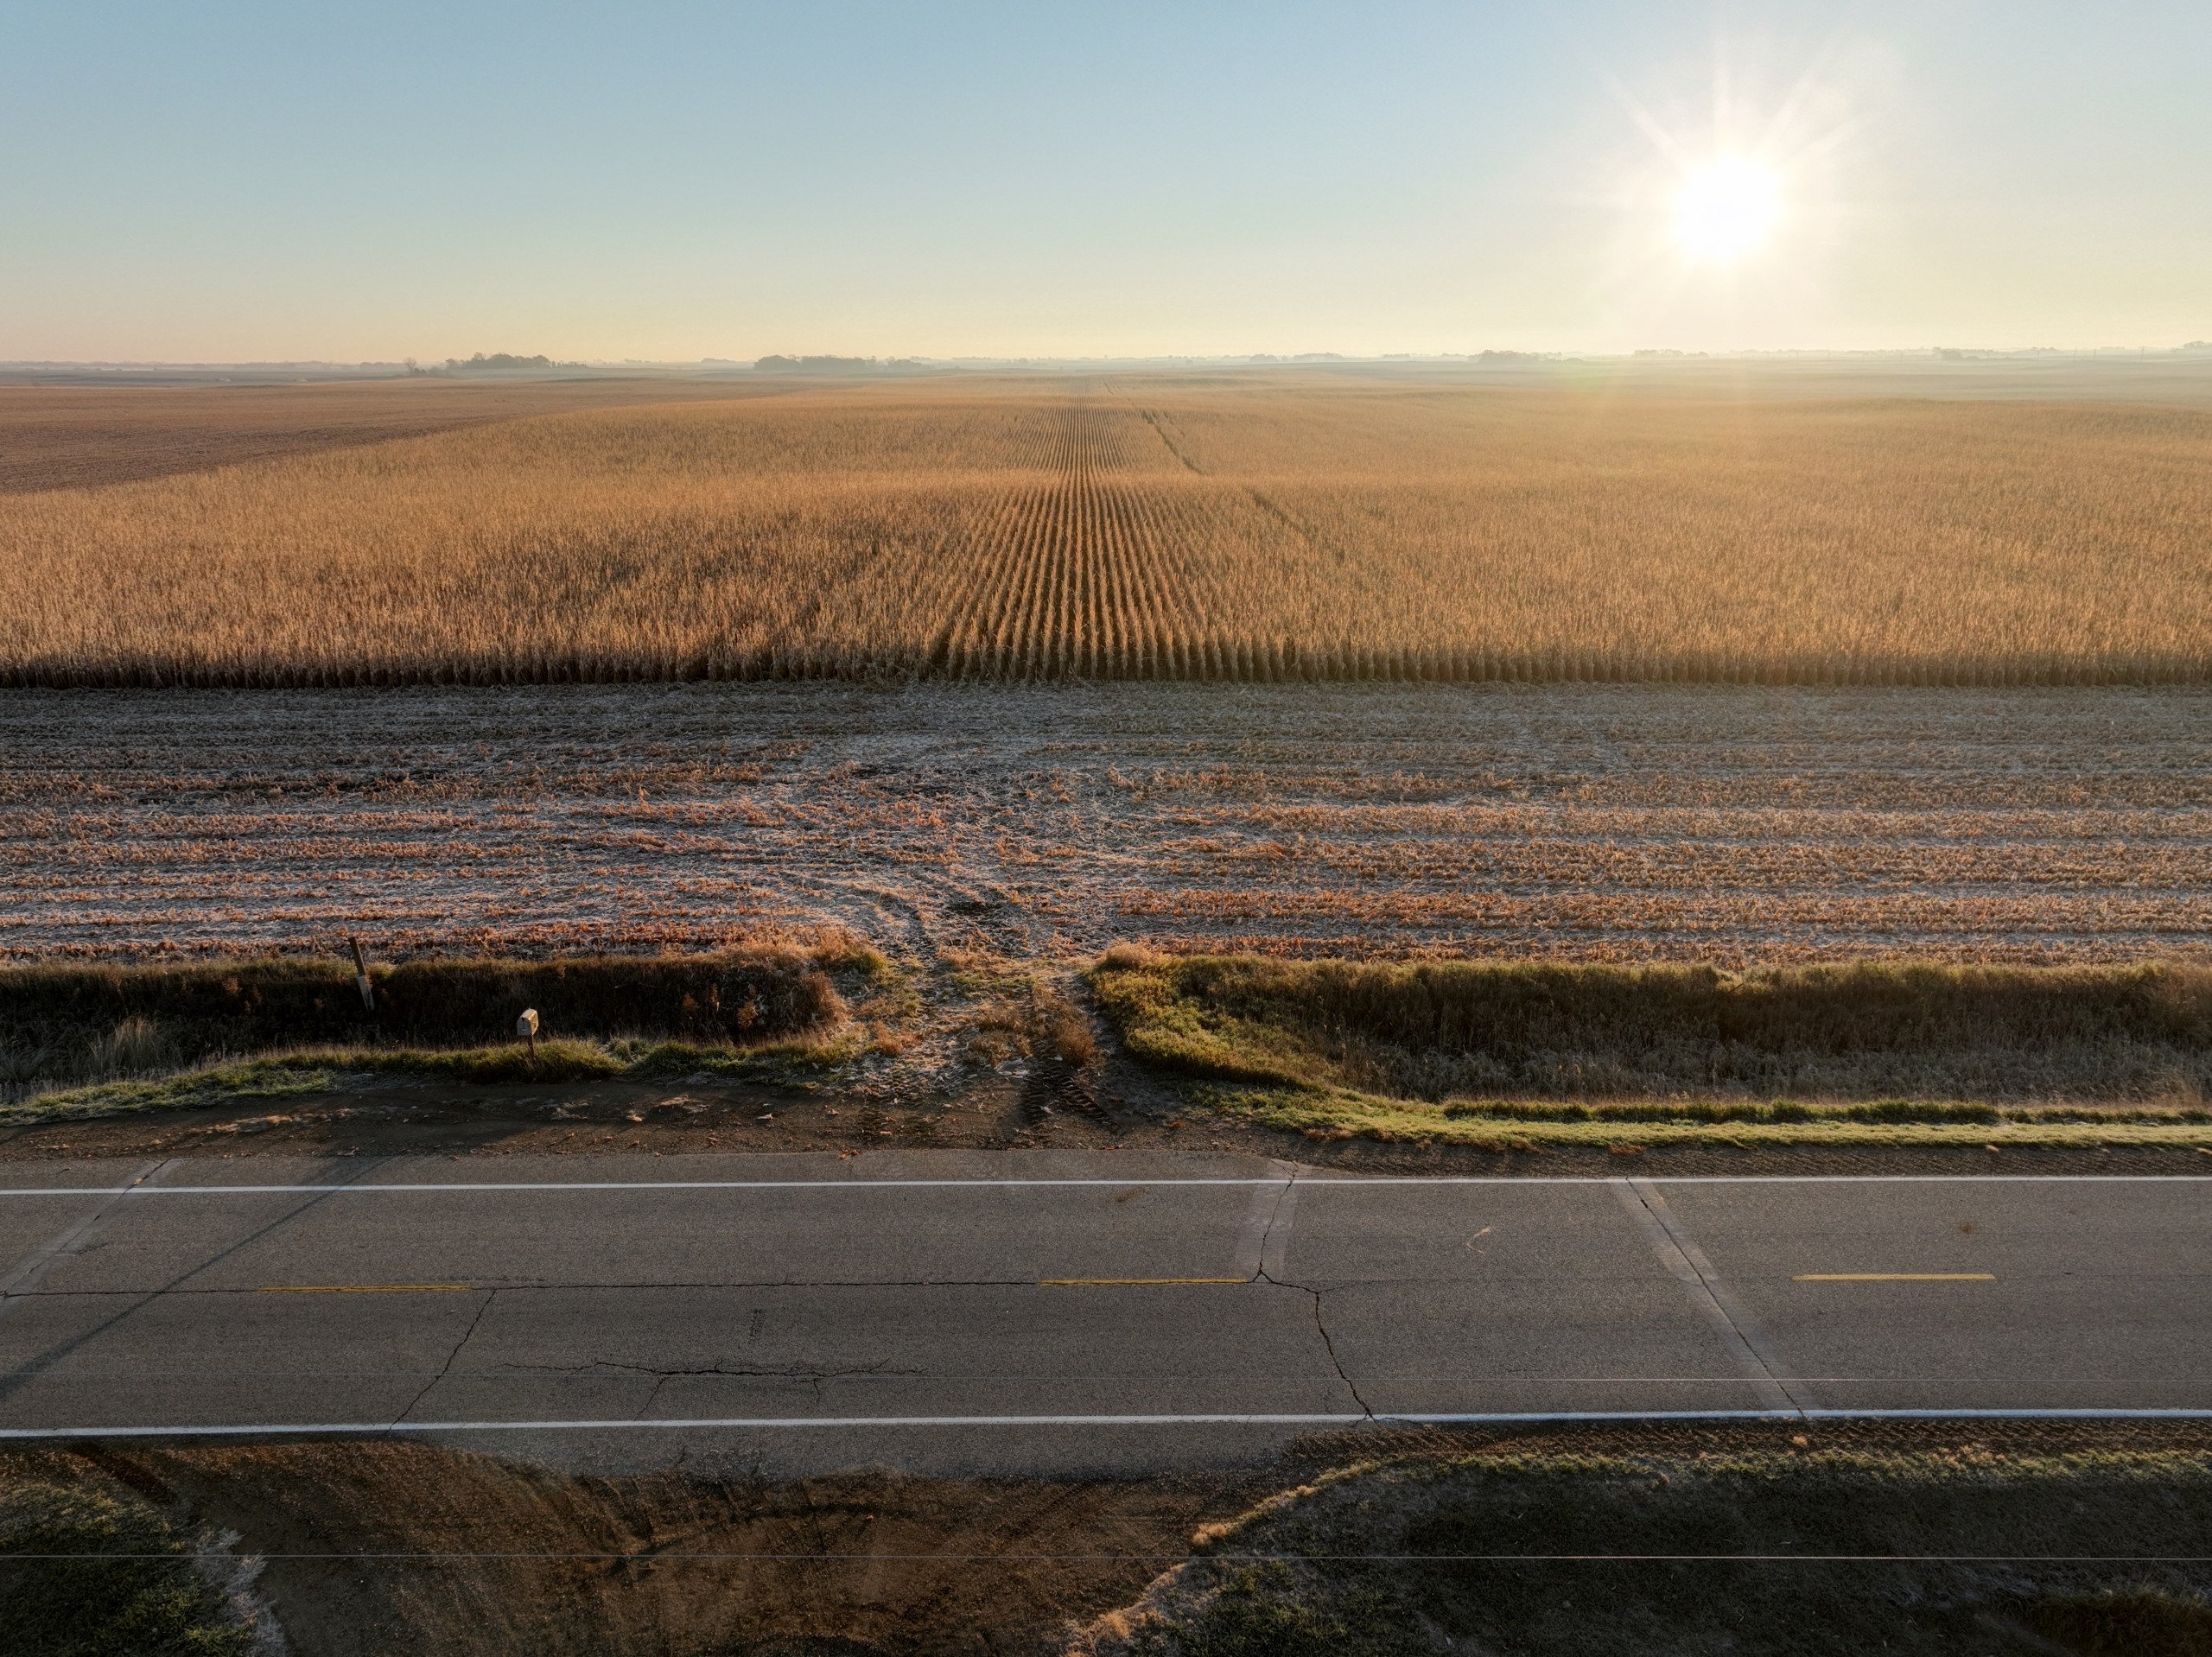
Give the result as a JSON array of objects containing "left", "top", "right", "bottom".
[
  {"left": 3, "top": 682, "right": 2204, "bottom": 964},
  {"left": 0, "top": 374, "right": 788, "bottom": 495},
  {"left": 5, "top": 371, "right": 2212, "bottom": 686}
]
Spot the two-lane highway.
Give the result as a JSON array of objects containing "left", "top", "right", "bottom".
[{"left": 1, "top": 1153, "right": 2206, "bottom": 1475}]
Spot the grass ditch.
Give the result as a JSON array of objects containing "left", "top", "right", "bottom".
[
  {"left": 1, "top": 1478, "right": 265, "bottom": 1655},
  {"left": 1074, "top": 1446, "right": 2212, "bottom": 1656},
  {"left": 0, "top": 1031, "right": 872, "bottom": 1127},
  {"left": 1090, "top": 950, "right": 2212, "bottom": 1149},
  {"left": 0, "top": 947, "right": 867, "bottom": 1114}
]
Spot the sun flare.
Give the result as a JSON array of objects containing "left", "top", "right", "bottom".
[{"left": 1672, "top": 156, "right": 1783, "bottom": 263}]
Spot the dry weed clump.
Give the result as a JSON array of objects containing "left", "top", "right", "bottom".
[
  {"left": 961, "top": 978, "right": 1102, "bottom": 1070},
  {"left": 1039, "top": 988, "right": 1102, "bottom": 1068},
  {"left": 4, "top": 378, "right": 2209, "bottom": 686}
]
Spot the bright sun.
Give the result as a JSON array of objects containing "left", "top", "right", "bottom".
[{"left": 1672, "top": 156, "right": 1783, "bottom": 263}]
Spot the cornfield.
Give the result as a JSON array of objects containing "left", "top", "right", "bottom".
[{"left": 4, "top": 376, "right": 2210, "bottom": 686}]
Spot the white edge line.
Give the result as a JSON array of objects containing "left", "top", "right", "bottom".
[
  {"left": 0, "top": 1178, "right": 1297, "bottom": 1197},
  {"left": 4, "top": 1407, "right": 2212, "bottom": 1440},
  {"left": 3, "top": 1175, "right": 2211, "bottom": 1198}
]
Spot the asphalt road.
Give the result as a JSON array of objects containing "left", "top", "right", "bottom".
[{"left": 1, "top": 1152, "right": 2207, "bottom": 1475}]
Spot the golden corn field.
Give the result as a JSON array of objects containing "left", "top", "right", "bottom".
[{"left": 4, "top": 375, "right": 2211, "bottom": 686}]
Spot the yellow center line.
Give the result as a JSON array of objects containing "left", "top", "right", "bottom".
[
  {"left": 1039, "top": 1278, "right": 1248, "bottom": 1287},
  {"left": 258, "top": 1284, "right": 474, "bottom": 1294},
  {"left": 1793, "top": 1273, "right": 1996, "bottom": 1282}
]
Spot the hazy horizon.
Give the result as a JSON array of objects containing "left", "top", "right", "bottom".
[
  {"left": 5, "top": 1, "right": 2208, "bottom": 363},
  {"left": 9, "top": 346, "right": 2212, "bottom": 374}
]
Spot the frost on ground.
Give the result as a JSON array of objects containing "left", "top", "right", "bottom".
[{"left": 3, "top": 682, "right": 2206, "bottom": 965}]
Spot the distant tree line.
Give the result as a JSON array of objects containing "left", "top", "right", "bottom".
[
  {"left": 435, "top": 352, "right": 585, "bottom": 372},
  {"left": 754, "top": 355, "right": 929, "bottom": 373}
]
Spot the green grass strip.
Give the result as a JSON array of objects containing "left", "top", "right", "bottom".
[{"left": 1208, "top": 1083, "right": 2212, "bottom": 1148}]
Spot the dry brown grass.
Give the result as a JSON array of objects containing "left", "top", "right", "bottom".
[
  {"left": 1075, "top": 1445, "right": 2212, "bottom": 1657},
  {"left": 0, "top": 949, "right": 845, "bottom": 1101},
  {"left": 3, "top": 376, "right": 2210, "bottom": 686},
  {"left": 1090, "top": 951, "right": 2212, "bottom": 1105}
]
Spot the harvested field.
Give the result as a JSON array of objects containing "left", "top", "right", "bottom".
[
  {"left": 0, "top": 376, "right": 784, "bottom": 495},
  {"left": 2, "top": 682, "right": 2204, "bottom": 965},
  {"left": 5, "top": 377, "right": 2212, "bottom": 686}
]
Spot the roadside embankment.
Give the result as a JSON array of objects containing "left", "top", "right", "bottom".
[
  {"left": 2, "top": 1442, "right": 1271, "bottom": 1657},
  {"left": 1073, "top": 1442, "right": 2212, "bottom": 1656},
  {"left": 14, "top": 946, "right": 2212, "bottom": 1164},
  {"left": 1090, "top": 951, "right": 2212, "bottom": 1151},
  {"left": 0, "top": 945, "right": 858, "bottom": 1114},
  {"left": 11, "top": 1427, "right": 2212, "bottom": 1656}
]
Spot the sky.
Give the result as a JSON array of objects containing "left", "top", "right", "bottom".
[{"left": 2, "top": 1, "right": 2208, "bottom": 361}]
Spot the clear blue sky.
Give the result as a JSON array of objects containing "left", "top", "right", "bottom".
[{"left": 3, "top": 1, "right": 2206, "bottom": 360}]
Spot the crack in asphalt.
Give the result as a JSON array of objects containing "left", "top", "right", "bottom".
[
  {"left": 1248, "top": 1171, "right": 1296, "bottom": 1281},
  {"left": 500, "top": 1360, "right": 918, "bottom": 1379},
  {"left": 0, "top": 1155, "right": 399, "bottom": 1410},
  {"left": 651, "top": 1361, "right": 916, "bottom": 1413},
  {"left": 1241, "top": 1171, "right": 1367, "bottom": 1417},
  {"left": 468, "top": 1356, "right": 926, "bottom": 1414},
  {"left": 7, "top": 1163, "right": 1379, "bottom": 1424},
  {"left": 0, "top": 1160, "right": 169, "bottom": 1310},
  {"left": 390, "top": 1290, "right": 495, "bottom": 1428},
  {"left": 1257, "top": 1269, "right": 1373, "bottom": 1419},
  {"left": 506, "top": 1356, "right": 918, "bottom": 1387}
]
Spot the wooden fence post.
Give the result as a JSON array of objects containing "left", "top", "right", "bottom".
[{"left": 349, "top": 935, "right": 376, "bottom": 1013}]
